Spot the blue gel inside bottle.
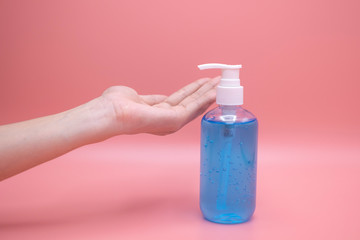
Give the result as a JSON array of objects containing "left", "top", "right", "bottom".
[{"left": 200, "top": 106, "right": 258, "bottom": 224}]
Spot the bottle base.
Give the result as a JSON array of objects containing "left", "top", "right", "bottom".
[{"left": 203, "top": 213, "right": 252, "bottom": 224}]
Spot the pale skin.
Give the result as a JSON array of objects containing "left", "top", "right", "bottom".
[{"left": 0, "top": 76, "right": 220, "bottom": 181}]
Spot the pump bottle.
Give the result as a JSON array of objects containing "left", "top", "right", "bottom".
[{"left": 198, "top": 63, "right": 258, "bottom": 224}]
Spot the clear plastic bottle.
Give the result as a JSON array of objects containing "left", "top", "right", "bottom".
[
  {"left": 200, "top": 105, "right": 258, "bottom": 224},
  {"left": 198, "top": 63, "right": 258, "bottom": 224}
]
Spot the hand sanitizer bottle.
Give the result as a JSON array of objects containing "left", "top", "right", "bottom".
[{"left": 198, "top": 63, "right": 258, "bottom": 224}]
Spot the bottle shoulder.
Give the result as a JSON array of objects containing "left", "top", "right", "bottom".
[{"left": 203, "top": 106, "right": 257, "bottom": 124}]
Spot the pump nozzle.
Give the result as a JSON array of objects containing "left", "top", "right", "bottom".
[{"left": 198, "top": 63, "right": 243, "bottom": 105}]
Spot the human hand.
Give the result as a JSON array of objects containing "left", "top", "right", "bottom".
[
  {"left": 0, "top": 77, "right": 219, "bottom": 180},
  {"left": 101, "top": 77, "right": 220, "bottom": 135}
]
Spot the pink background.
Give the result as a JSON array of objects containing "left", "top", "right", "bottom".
[{"left": 0, "top": 0, "right": 359, "bottom": 239}]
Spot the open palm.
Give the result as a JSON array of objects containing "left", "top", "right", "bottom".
[{"left": 102, "top": 77, "right": 220, "bottom": 135}]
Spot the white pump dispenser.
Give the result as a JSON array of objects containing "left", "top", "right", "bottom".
[{"left": 198, "top": 63, "right": 243, "bottom": 105}]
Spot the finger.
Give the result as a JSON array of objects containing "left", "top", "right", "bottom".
[
  {"left": 138, "top": 88, "right": 216, "bottom": 135},
  {"left": 179, "top": 76, "right": 220, "bottom": 107},
  {"left": 140, "top": 94, "right": 167, "bottom": 105},
  {"left": 177, "top": 87, "right": 217, "bottom": 126},
  {"left": 165, "top": 77, "right": 211, "bottom": 106}
]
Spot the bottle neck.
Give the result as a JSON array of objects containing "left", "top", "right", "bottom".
[
  {"left": 219, "top": 105, "right": 243, "bottom": 110},
  {"left": 219, "top": 105, "right": 242, "bottom": 116}
]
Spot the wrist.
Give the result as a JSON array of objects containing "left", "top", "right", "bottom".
[{"left": 60, "top": 96, "right": 119, "bottom": 147}]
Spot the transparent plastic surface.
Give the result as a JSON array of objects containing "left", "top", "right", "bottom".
[{"left": 200, "top": 105, "right": 258, "bottom": 224}]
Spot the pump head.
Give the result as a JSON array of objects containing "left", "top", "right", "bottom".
[{"left": 198, "top": 63, "right": 243, "bottom": 105}]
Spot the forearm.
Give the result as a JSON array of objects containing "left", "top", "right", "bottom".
[{"left": 0, "top": 96, "right": 116, "bottom": 181}]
